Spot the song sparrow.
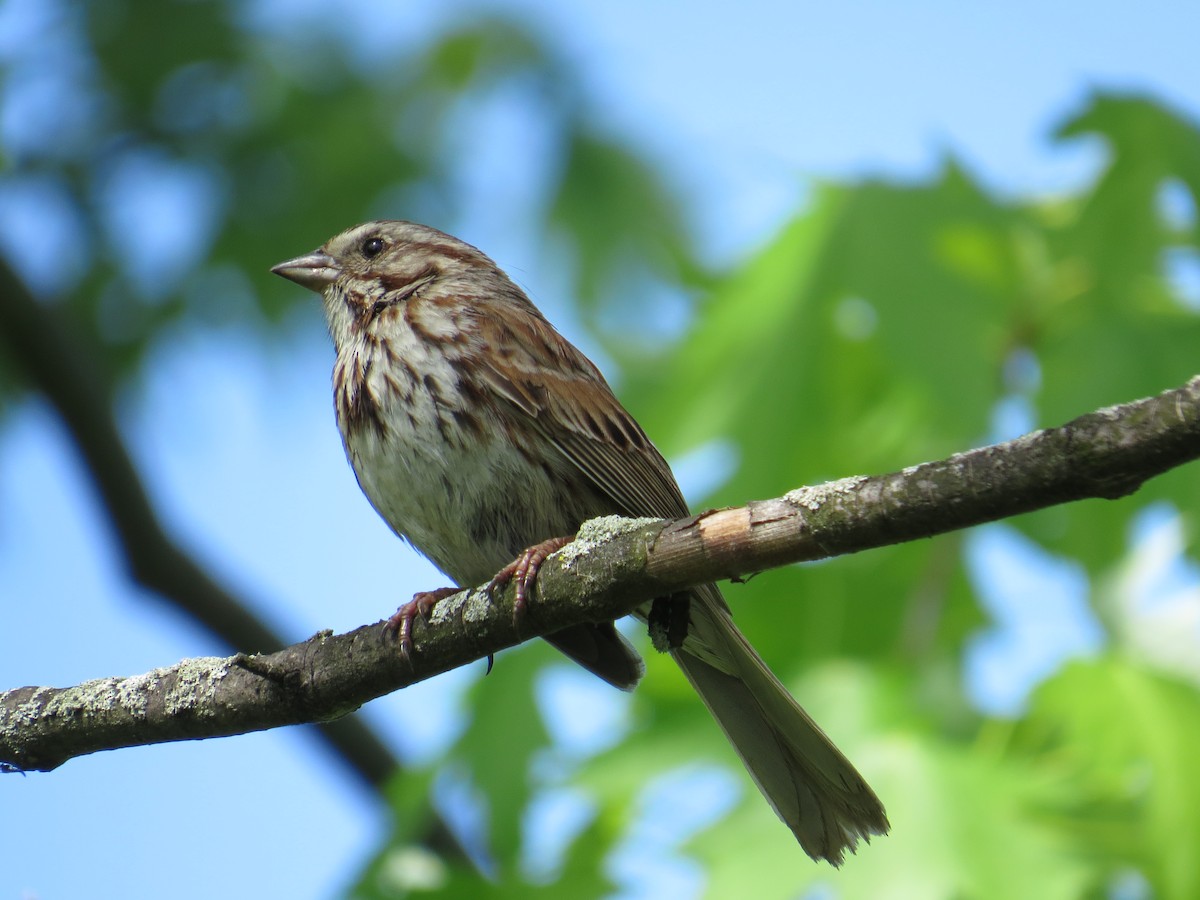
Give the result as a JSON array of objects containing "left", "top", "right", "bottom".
[{"left": 272, "top": 221, "right": 888, "bottom": 864}]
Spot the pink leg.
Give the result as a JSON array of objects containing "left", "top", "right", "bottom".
[
  {"left": 488, "top": 536, "right": 572, "bottom": 627},
  {"left": 384, "top": 586, "right": 458, "bottom": 657}
]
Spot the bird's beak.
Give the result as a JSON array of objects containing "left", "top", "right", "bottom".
[{"left": 271, "top": 251, "right": 340, "bottom": 292}]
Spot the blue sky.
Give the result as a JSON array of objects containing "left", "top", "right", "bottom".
[{"left": 2, "top": 1, "right": 1199, "bottom": 897}]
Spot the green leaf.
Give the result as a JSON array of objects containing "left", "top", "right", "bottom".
[{"left": 1023, "top": 657, "right": 1200, "bottom": 900}]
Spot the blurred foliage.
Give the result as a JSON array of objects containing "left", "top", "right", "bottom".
[
  {"left": 3, "top": 1, "right": 1200, "bottom": 898},
  {"left": 0, "top": 0, "right": 690, "bottom": 384}
]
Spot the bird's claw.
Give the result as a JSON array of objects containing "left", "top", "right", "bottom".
[
  {"left": 384, "top": 586, "right": 458, "bottom": 657},
  {"left": 487, "top": 536, "right": 572, "bottom": 631}
]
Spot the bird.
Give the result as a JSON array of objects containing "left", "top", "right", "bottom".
[{"left": 272, "top": 220, "right": 888, "bottom": 863}]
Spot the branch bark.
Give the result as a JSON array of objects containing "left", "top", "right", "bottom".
[{"left": 4, "top": 375, "right": 1198, "bottom": 772}]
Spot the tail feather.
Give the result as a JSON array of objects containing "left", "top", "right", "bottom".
[
  {"left": 544, "top": 621, "right": 645, "bottom": 690},
  {"left": 671, "top": 585, "right": 888, "bottom": 865}
]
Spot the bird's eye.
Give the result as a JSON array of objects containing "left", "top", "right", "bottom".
[{"left": 361, "top": 237, "right": 385, "bottom": 259}]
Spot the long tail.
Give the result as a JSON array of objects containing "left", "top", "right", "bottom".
[{"left": 671, "top": 585, "right": 889, "bottom": 865}]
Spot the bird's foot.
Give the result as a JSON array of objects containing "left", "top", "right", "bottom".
[
  {"left": 488, "top": 536, "right": 573, "bottom": 630},
  {"left": 384, "top": 586, "right": 459, "bottom": 657}
]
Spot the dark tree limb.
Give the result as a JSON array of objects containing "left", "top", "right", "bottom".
[
  {"left": 4, "top": 375, "right": 1198, "bottom": 772},
  {"left": 0, "top": 260, "right": 469, "bottom": 858}
]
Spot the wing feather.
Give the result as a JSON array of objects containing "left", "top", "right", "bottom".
[{"left": 475, "top": 319, "right": 690, "bottom": 522}]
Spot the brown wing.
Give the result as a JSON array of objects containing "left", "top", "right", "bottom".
[
  {"left": 472, "top": 302, "right": 692, "bottom": 692},
  {"left": 475, "top": 311, "right": 691, "bottom": 522}
]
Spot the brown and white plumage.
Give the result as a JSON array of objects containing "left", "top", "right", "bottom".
[{"left": 272, "top": 220, "right": 889, "bottom": 864}]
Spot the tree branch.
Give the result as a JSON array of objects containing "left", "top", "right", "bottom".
[{"left": 4, "top": 375, "right": 1198, "bottom": 771}]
